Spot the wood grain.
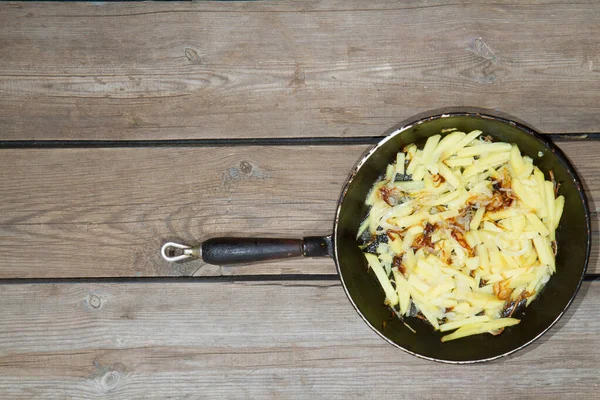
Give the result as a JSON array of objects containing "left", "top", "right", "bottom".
[
  {"left": 0, "top": 141, "right": 598, "bottom": 278},
  {"left": 0, "top": 280, "right": 597, "bottom": 399},
  {"left": 1, "top": 1, "right": 599, "bottom": 140}
]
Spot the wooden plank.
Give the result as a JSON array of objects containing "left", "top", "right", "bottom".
[
  {"left": 0, "top": 145, "right": 355, "bottom": 278},
  {"left": 0, "top": 141, "right": 599, "bottom": 278},
  {"left": 1, "top": 1, "right": 599, "bottom": 140},
  {"left": 0, "top": 280, "right": 597, "bottom": 398}
]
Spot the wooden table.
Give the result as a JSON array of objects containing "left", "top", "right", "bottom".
[{"left": 1, "top": 1, "right": 599, "bottom": 398}]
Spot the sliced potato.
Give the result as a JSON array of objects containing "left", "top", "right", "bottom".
[
  {"left": 474, "top": 151, "right": 511, "bottom": 169},
  {"left": 441, "top": 318, "right": 520, "bottom": 342},
  {"left": 433, "top": 131, "right": 466, "bottom": 162},
  {"left": 470, "top": 207, "right": 486, "bottom": 231},
  {"left": 361, "top": 129, "right": 562, "bottom": 343},
  {"left": 421, "top": 135, "right": 441, "bottom": 166},
  {"left": 357, "top": 219, "right": 369, "bottom": 240},
  {"left": 464, "top": 232, "right": 478, "bottom": 249},
  {"left": 395, "top": 211, "right": 430, "bottom": 228},
  {"left": 396, "top": 152, "right": 406, "bottom": 176},
  {"left": 476, "top": 244, "right": 490, "bottom": 273},
  {"left": 438, "top": 162, "right": 461, "bottom": 189},
  {"left": 395, "top": 181, "right": 425, "bottom": 192},
  {"left": 545, "top": 180, "right": 556, "bottom": 240},
  {"left": 444, "top": 156, "right": 475, "bottom": 167},
  {"left": 404, "top": 248, "right": 417, "bottom": 271},
  {"left": 365, "top": 181, "right": 385, "bottom": 206},
  {"left": 510, "top": 145, "right": 525, "bottom": 176},
  {"left": 389, "top": 236, "right": 404, "bottom": 254},
  {"left": 369, "top": 200, "right": 390, "bottom": 234},
  {"left": 533, "top": 235, "right": 555, "bottom": 272},
  {"left": 554, "top": 195, "right": 565, "bottom": 230},
  {"left": 441, "top": 130, "right": 482, "bottom": 160},
  {"left": 486, "top": 208, "right": 520, "bottom": 221},
  {"left": 387, "top": 203, "right": 414, "bottom": 220},
  {"left": 525, "top": 212, "right": 550, "bottom": 237},
  {"left": 385, "top": 164, "right": 395, "bottom": 182},
  {"left": 512, "top": 178, "right": 537, "bottom": 210},
  {"left": 412, "top": 165, "right": 427, "bottom": 182},
  {"left": 439, "top": 315, "right": 492, "bottom": 332},
  {"left": 511, "top": 215, "right": 527, "bottom": 237},
  {"left": 431, "top": 190, "right": 461, "bottom": 206},
  {"left": 393, "top": 269, "right": 411, "bottom": 315},
  {"left": 365, "top": 253, "right": 399, "bottom": 306},
  {"left": 457, "top": 142, "right": 512, "bottom": 158},
  {"left": 408, "top": 273, "right": 431, "bottom": 294},
  {"left": 406, "top": 149, "right": 422, "bottom": 175},
  {"left": 533, "top": 167, "right": 548, "bottom": 218}
]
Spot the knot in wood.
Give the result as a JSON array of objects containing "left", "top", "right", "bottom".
[
  {"left": 100, "top": 370, "right": 121, "bottom": 391},
  {"left": 184, "top": 47, "right": 201, "bottom": 64},
  {"left": 239, "top": 161, "right": 253, "bottom": 174},
  {"left": 88, "top": 294, "right": 102, "bottom": 309}
]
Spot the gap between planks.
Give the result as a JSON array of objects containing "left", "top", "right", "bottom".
[
  {"left": 0, "top": 273, "right": 597, "bottom": 285},
  {"left": 0, "top": 133, "right": 599, "bottom": 149}
]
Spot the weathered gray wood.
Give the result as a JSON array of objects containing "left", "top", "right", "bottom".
[
  {"left": 0, "top": 281, "right": 597, "bottom": 399},
  {"left": 1, "top": 1, "right": 599, "bottom": 140},
  {"left": 0, "top": 141, "right": 597, "bottom": 278},
  {"left": 0, "top": 2, "right": 597, "bottom": 399},
  {"left": 0, "top": 145, "right": 358, "bottom": 278}
]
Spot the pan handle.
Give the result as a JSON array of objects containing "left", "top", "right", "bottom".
[{"left": 161, "top": 235, "right": 333, "bottom": 265}]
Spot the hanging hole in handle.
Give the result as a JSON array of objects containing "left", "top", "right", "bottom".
[{"left": 161, "top": 242, "right": 200, "bottom": 262}]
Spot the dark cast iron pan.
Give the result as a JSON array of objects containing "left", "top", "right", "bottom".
[{"left": 161, "top": 112, "right": 591, "bottom": 363}]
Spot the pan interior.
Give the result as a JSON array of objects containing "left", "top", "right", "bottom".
[{"left": 334, "top": 114, "right": 590, "bottom": 362}]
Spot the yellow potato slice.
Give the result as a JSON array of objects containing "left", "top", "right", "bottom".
[
  {"left": 394, "top": 181, "right": 425, "bottom": 192},
  {"left": 511, "top": 215, "right": 527, "bottom": 237},
  {"left": 396, "top": 152, "right": 406, "bottom": 176},
  {"left": 393, "top": 269, "right": 411, "bottom": 315},
  {"left": 389, "top": 236, "right": 404, "bottom": 254},
  {"left": 366, "top": 181, "right": 385, "bottom": 206},
  {"left": 386, "top": 204, "right": 414, "bottom": 221},
  {"left": 441, "top": 130, "right": 483, "bottom": 159},
  {"left": 441, "top": 318, "right": 520, "bottom": 342},
  {"left": 525, "top": 212, "right": 550, "bottom": 237},
  {"left": 470, "top": 207, "right": 486, "bottom": 231},
  {"left": 444, "top": 156, "right": 475, "bottom": 167},
  {"left": 385, "top": 164, "right": 395, "bottom": 181},
  {"left": 533, "top": 167, "right": 548, "bottom": 218},
  {"left": 433, "top": 131, "right": 466, "bottom": 162},
  {"left": 439, "top": 315, "right": 492, "bottom": 332},
  {"left": 533, "top": 235, "right": 555, "bottom": 272},
  {"left": 365, "top": 253, "right": 399, "bottom": 306},
  {"left": 431, "top": 190, "right": 461, "bottom": 206},
  {"left": 510, "top": 145, "right": 525, "bottom": 176},
  {"left": 457, "top": 142, "right": 512, "bottom": 158},
  {"left": 404, "top": 248, "right": 416, "bottom": 270},
  {"left": 421, "top": 135, "right": 442, "bottom": 166},
  {"left": 554, "top": 195, "right": 565, "bottom": 230},
  {"left": 545, "top": 181, "right": 556, "bottom": 239},
  {"left": 412, "top": 165, "right": 426, "bottom": 182},
  {"left": 395, "top": 211, "right": 430, "bottom": 228},
  {"left": 408, "top": 273, "right": 431, "bottom": 294},
  {"left": 438, "top": 162, "right": 461, "bottom": 189},
  {"left": 406, "top": 149, "right": 422, "bottom": 175},
  {"left": 512, "top": 178, "right": 537, "bottom": 210},
  {"left": 476, "top": 244, "right": 490, "bottom": 273}
]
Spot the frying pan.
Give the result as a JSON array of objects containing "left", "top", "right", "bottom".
[{"left": 161, "top": 112, "right": 591, "bottom": 363}]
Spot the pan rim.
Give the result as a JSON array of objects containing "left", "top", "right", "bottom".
[{"left": 332, "top": 111, "right": 591, "bottom": 364}]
